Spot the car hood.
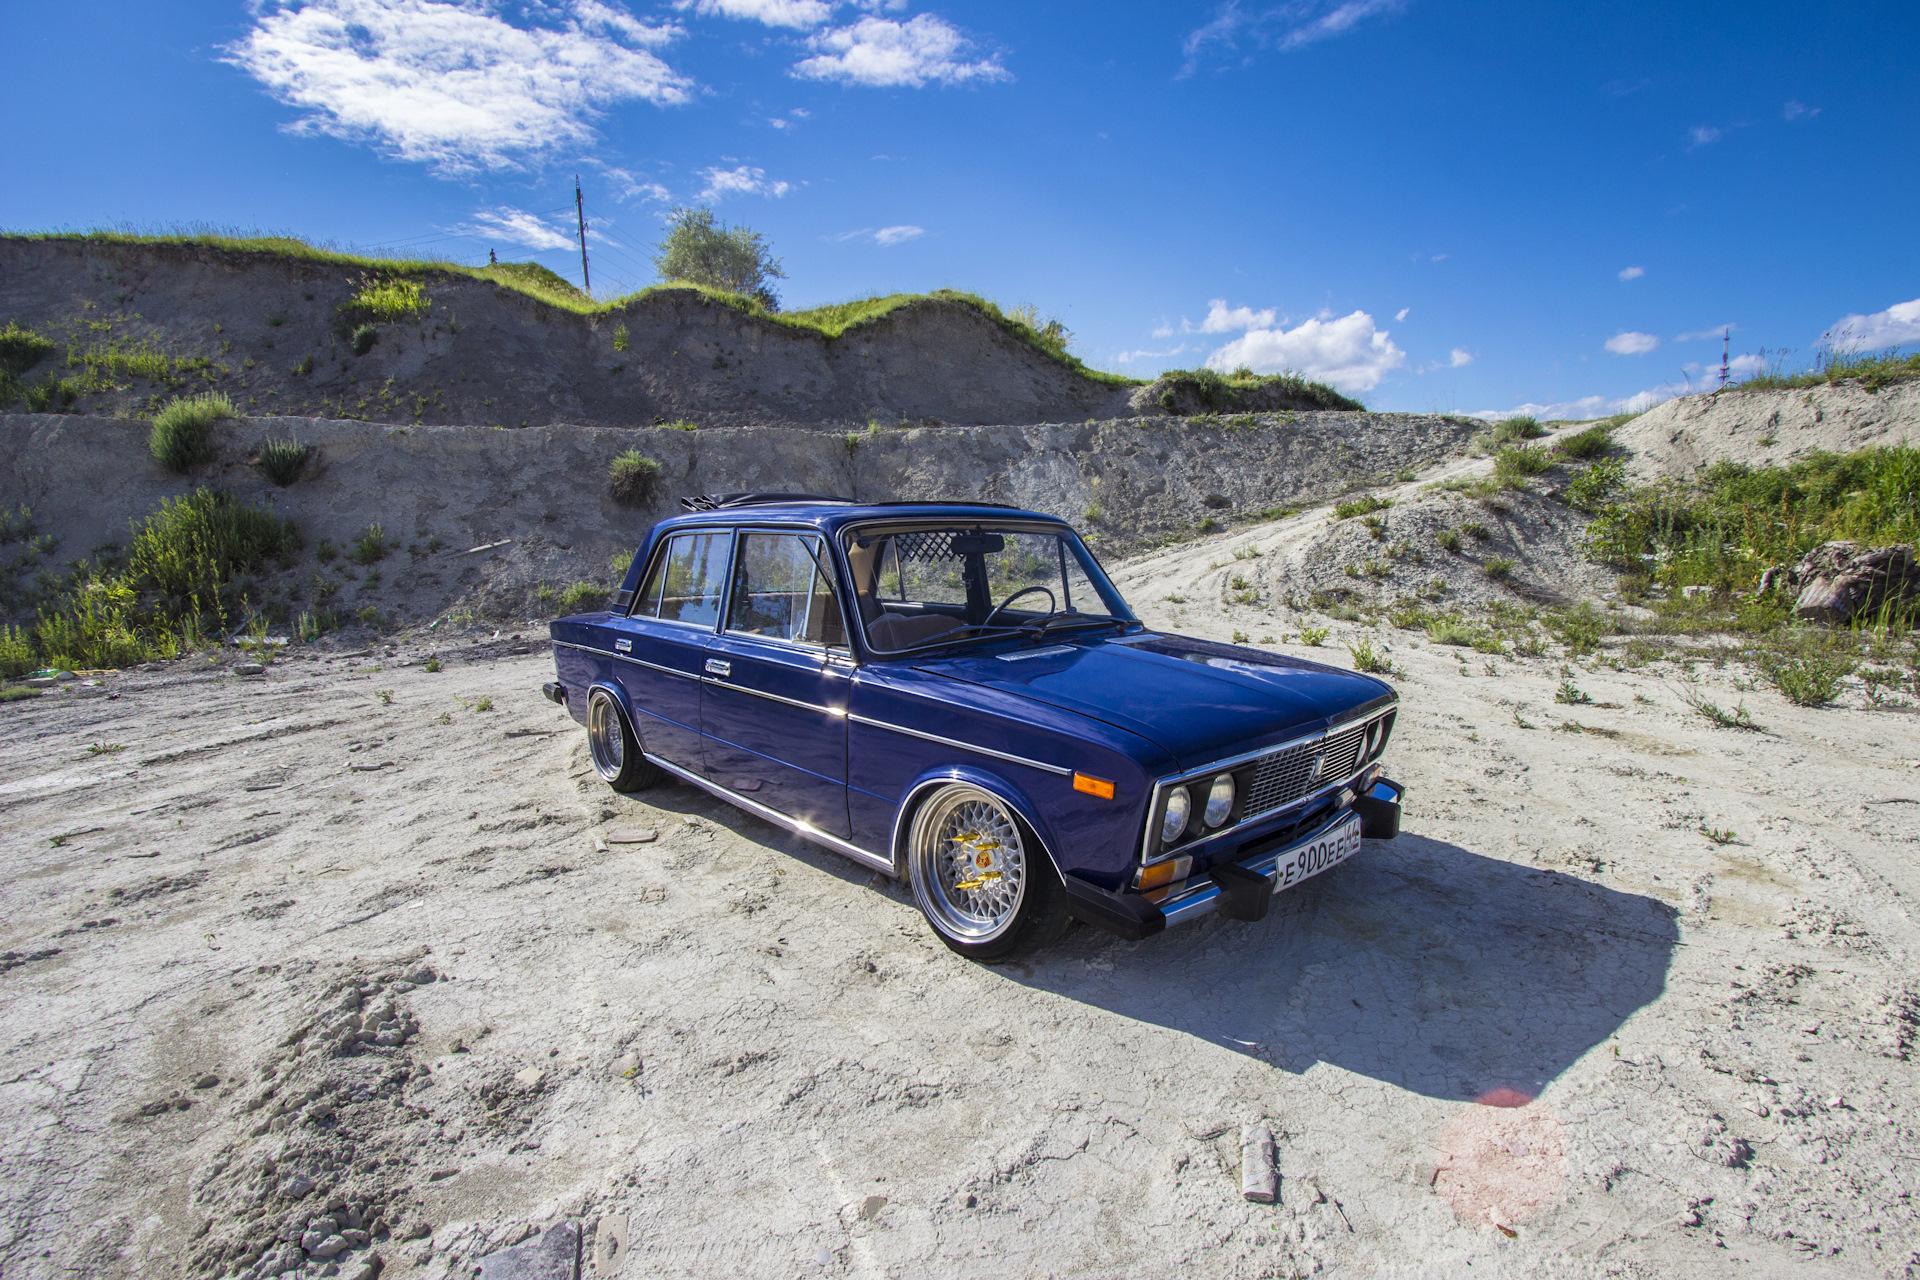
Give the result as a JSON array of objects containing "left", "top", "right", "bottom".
[{"left": 915, "top": 632, "right": 1395, "bottom": 770}]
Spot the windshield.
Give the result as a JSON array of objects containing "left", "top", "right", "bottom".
[{"left": 840, "top": 522, "right": 1133, "bottom": 655}]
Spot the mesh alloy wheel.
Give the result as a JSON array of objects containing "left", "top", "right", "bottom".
[
  {"left": 586, "top": 690, "right": 660, "bottom": 793},
  {"left": 908, "top": 784, "right": 1030, "bottom": 944}
]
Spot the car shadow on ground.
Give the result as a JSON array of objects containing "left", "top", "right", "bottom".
[{"left": 1013, "top": 833, "right": 1680, "bottom": 1103}]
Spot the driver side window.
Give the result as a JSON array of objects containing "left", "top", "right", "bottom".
[{"left": 725, "top": 533, "right": 848, "bottom": 648}]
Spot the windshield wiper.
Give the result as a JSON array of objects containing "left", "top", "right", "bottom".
[
  {"left": 878, "top": 624, "right": 1033, "bottom": 656},
  {"left": 1028, "top": 612, "right": 1131, "bottom": 638}
]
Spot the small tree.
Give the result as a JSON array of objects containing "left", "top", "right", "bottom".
[{"left": 652, "top": 206, "right": 786, "bottom": 310}]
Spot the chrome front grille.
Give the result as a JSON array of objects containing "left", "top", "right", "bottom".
[{"left": 1241, "top": 721, "right": 1370, "bottom": 819}]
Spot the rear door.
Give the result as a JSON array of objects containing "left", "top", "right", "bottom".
[
  {"left": 609, "top": 529, "right": 728, "bottom": 769},
  {"left": 700, "top": 530, "right": 854, "bottom": 838}
]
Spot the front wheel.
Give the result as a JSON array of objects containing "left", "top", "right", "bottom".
[
  {"left": 906, "top": 784, "right": 1070, "bottom": 962},
  {"left": 587, "top": 690, "right": 661, "bottom": 793}
]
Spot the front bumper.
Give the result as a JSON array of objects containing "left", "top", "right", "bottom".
[{"left": 1064, "top": 775, "right": 1404, "bottom": 939}]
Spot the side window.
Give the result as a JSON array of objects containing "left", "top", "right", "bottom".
[
  {"left": 633, "top": 532, "right": 727, "bottom": 626},
  {"left": 726, "top": 533, "right": 847, "bottom": 647}
]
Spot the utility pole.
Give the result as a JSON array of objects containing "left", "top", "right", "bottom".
[
  {"left": 574, "top": 176, "right": 591, "bottom": 299},
  {"left": 1717, "top": 327, "right": 1730, "bottom": 392}
]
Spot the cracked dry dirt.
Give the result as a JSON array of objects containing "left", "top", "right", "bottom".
[{"left": 2, "top": 626, "right": 1917, "bottom": 1279}]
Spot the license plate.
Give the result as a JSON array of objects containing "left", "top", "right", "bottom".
[{"left": 1271, "top": 813, "right": 1363, "bottom": 894}]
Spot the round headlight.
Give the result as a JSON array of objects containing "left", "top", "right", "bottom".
[
  {"left": 1204, "top": 773, "right": 1234, "bottom": 827},
  {"left": 1161, "top": 786, "right": 1192, "bottom": 845}
]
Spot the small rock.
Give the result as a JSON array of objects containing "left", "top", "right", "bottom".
[
  {"left": 236, "top": 663, "right": 266, "bottom": 676},
  {"left": 1745, "top": 1100, "right": 1770, "bottom": 1117},
  {"left": 308, "top": 1234, "right": 349, "bottom": 1260},
  {"left": 193, "top": 1073, "right": 220, "bottom": 1089},
  {"left": 23, "top": 677, "right": 56, "bottom": 689},
  {"left": 857, "top": 1195, "right": 887, "bottom": 1222},
  {"left": 1240, "top": 1125, "right": 1278, "bottom": 1203},
  {"left": 592, "top": 1214, "right": 628, "bottom": 1276},
  {"left": 281, "top": 1173, "right": 314, "bottom": 1199},
  {"left": 390, "top": 981, "right": 416, "bottom": 994},
  {"left": 478, "top": 1221, "right": 580, "bottom": 1280},
  {"left": 1827, "top": 1095, "right": 1844, "bottom": 1109},
  {"left": 374, "top": 1030, "right": 406, "bottom": 1047},
  {"left": 814, "top": 1246, "right": 832, "bottom": 1266},
  {"left": 606, "top": 828, "right": 657, "bottom": 844},
  {"left": 406, "top": 965, "right": 436, "bottom": 985},
  {"left": 338, "top": 1258, "right": 381, "bottom": 1280},
  {"left": 341, "top": 1229, "right": 370, "bottom": 1247},
  {"left": 515, "top": 1067, "right": 545, "bottom": 1090},
  {"left": 301, "top": 1229, "right": 327, "bottom": 1251}
]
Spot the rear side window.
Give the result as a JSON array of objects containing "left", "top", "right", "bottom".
[
  {"left": 726, "top": 533, "right": 848, "bottom": 648},
  {"left": 633, "top": 532, "right": 727, "bottom": 626}
]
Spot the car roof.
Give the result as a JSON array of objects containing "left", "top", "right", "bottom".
[{"left": 650, "top": 498, "right": 1070, "bottom": 536}]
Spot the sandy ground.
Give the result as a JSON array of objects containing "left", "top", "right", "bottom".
[{"left": 3, "top": 600, "right": 1917, "bottom": 1279}]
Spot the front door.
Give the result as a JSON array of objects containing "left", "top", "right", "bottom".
[{"left": 700, "top": 530, "right": 853, "bottom": 838}]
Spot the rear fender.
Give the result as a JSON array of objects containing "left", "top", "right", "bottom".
[
  {"left": 889, "top": 766, "right": 1062, "bottom": 880},
  {"left": 585, "top": 680, "right": 647, "bottom": 749}
]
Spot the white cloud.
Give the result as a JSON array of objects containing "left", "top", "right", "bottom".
[
  {"left": 1448, "top": 348, "right": 1472, "bottom": 367},
  {"left": 1688, "top": 124, "right": 1723, "bottom": 148},
  {"left": 1182, "top": 0, "right": 1404, "bottom": 74},
  {"left": 1783, "top": 99, "right": 1820, "bottom": 120},
  {"left": 698, "top": 164, "right": 791, "bottom": 198},
  {"left": 1676, "top": 323, "right": 1733, "bottom": 342},
  {"left": 225, "top": 0, "right": 690, "bottom": 176},
  {"left": 462, "top": 206, "right": 576, "bottom": 250},
  {"left": 794, "top": 14, "right": 1009, "bottom": 87},
  {"left": 1468, "top": 387, "right": 1675, "bottom": 422},
  {"left": 598, "top": 166, "right": 672, "bottom": 202},
  {"left": 1394, "top": 307, "right": 1409, "bottom": 321},
  {"left": 1197, "top": 299, "right": 1278, "bottom": 333},
  {"left": 1605, "top": 331, "right": 1659, "bottom": 356},
  {"left": 1204, "top": 310, "right": 1406, "bottom": 393},
  {"left": 1618, "top": 265, "right": 1644, "bottom": 281},
  {"left": 873, "top": 224, "right": 923, "bottom": 246},
  {"left": 1115, "top": 345, "right": 1192, "bottom": 364},
  {"left": 1151, "top": 322, "right": 1175, "bottom": 338},
  {"left": 1827, "top": 297, "right": 1920, "bottom": 350},
  {"left": 678, "top": 0, "right": 832, "bottom": 28}
]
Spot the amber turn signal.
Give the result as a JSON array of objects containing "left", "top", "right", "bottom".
[
  {"left": 1135, "top": 855, "right": 1192, "bottom": 892},
  {"left": 1072, "top": 772, "right": 1115, "bottom": 800}
]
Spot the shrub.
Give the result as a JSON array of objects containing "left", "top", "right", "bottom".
[
  {"left": 1426, "top": 618, "right": 1477, "bottom": 647},
  {"left": 0, "top": 321, "right": 57, "bottom": 402},
  {"left": 1555, "top": 679, "right": 1592, "bottom": 705},
  {"left": 612, "top": 324, "right": 630, "bottom": 352},
  {"left": 1482, "top": 557, "right": 1516, "bottom": 580},
  {"left": 19, "top": 378, "right": 79, "bottom": 413},
  {"left": 609, "top": 548, "right": 634, "bottom": 576},
  {"left": 608, "top": 450, "right": 662, "bottom": 506},
  {"left": 1196, "top": 516, "right": 1222, "bottom": 534},
  {"left": 1567, "top": 457, "right": 1625, "bottom": 512},
  {"left": 1297, "top": 625, "right": 1330, "bottom": 646},
  {"left": 1555, "top": 422, "right": 1614, "bottom": 460},
  {"left": 1156, "top": 366, "right": 1363, "bottom": 414},
  {"left": 0, "top": 623, "right": 35, "bottom": 677},
  {"left": 1753, "top": 633, "right": 1858, "bottom": 706},
  {"left": 1436, "top": 528, "right": 1463, "bottom": 553},
  {"left": 653, "top": 205, "right": 786, "bottom": 308},
  {"left": 559, "top": 581, "right": 608, "bottom": 611},
  {"left": 1347, "top": 638, "right": 1400, "bottom": 677},
  {"left": 1493, "top": 445, "right": 1554, "bottom": 488},
  {"left": 1333, "top": 495, "right": 1391, "bottom": 521},
  {"left": 1082, "top": 503, "right": 1103, "bottom": 524},
  {"left": 350, "top": 523, "right": 389, "bottom": 565},
  {"left": 348, "top": 277, "right": 429, "bottom": 322},
  {"left": 150, "top": 393, "right": 236, "bottom": 473},
  {"left": 351, "top": 324, "right": 378, "bottom": 355},
  {"left": 1462, "top": 521, "right": 1490, "bottom": 541},
  {"left": 258, "top": 437, "right": 310, "bottom": 486},
  {"left": 1490, "top": 416, "right": 1545, "bottom": 442}
]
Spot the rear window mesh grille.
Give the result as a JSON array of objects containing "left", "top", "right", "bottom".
[
  {"left": 891, "top": 531, "right": 962, "bottom": 563},
  {"left": 1241, "top": 721, "right": 1371, "bottom": 819}
]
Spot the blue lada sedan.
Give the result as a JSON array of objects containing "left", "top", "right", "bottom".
[{"left": 544, "top": 494, "right": 1403, "bottom": 961}]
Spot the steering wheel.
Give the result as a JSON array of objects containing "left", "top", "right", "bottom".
[{"left": 984, "top": 585, "right": 1056, "bottom": 626}]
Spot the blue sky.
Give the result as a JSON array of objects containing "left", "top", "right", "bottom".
[{"left": 4, "top": 0, "right": 1917, "bottom": 417}]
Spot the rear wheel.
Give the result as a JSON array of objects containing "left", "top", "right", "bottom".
[
  {"left": 906, "top": 784, "right": 1070, "bottom": 962},
  {"left": 587, "top": 690, "right": 661, "bottom": 793}
]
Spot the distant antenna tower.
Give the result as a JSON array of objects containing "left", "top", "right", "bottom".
[
  {"left": 574, "top": 176, "right": 592, "bottom": 298},
  {"left": 1717, "top": 327, "right": 1730, "bottom": 392}
]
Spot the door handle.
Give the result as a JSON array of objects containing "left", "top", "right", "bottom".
[
  {"left": 615, "top": 639, "right": 632, "bottom": 653},
  {"left": 704, "top": 658, "right": 731, "bottom": 677}
]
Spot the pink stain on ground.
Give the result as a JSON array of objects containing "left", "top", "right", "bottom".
[{"left": 1433, "top": 1089, "right": 1568, "bottom": 1234}]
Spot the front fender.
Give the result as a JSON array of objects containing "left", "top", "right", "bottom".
[{"left": 889, "top": 765, "right": 1063, "bottom": 879}]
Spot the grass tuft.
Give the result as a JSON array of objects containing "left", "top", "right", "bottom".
[
  {"left": 150, "top": 393, "right": 236, "bottom": 473},
  {"left": 1333, "top": 495, "right": 1391, "bottom": 521},
  {"left": 608, "top": 450, "right": 663, "bottom": 507},
  {"left": 258, "top": 436, "right": 310, "bottom": 486}
]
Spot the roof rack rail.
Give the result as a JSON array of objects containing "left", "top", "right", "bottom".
[{"left": 679, "top": 492, "right": 854, "bottom": 511}]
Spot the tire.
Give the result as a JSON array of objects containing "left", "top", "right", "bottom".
[
  {"left": 906, "top": 783, "right": 1071, "bottom": 962},
  {"left": 587, "top": 690, "right": 662, "bottom": 793}
]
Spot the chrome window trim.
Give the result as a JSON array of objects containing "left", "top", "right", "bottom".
[
  {"left": 1138, "top": 705, "right": 1396, "bottom": 864},
  {"left": 700, "top": 677, "right": 847, "bottom": 718},
  {"left": 627, "top": 527, "right": 735, "bottom": 627},
  {"left": 719, "top": 528, "right": 855, "bottom": 654},
  {"left": 847, "top": 714, "right": 1073, "bottom": 777},
  {"left": 642, "top": 751, "right": 891, "bottom": 875}
]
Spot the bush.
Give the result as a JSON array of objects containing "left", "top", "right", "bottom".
[
  {"left": 1347, "top": 638, "right": 1400, "bottom": 677},
  {"left": 1333, "top": 495, "right": 1391, "bottom": 521},
  {"left": 1297, "top": 625, "right": 1330, "bottom": 646},
  {"left": 1156, "top": 366, "right": 1363, "bottom": 414},
  {"left": 348, "top": 277, "right": 429, "bottom": 322},
  {"left": 559, "top": 581, "right": 608, "bottom": 611},
  {"left": 150, "top": 393, "right": 236, "bottom": 473},
  {"left": 1493, "top": 444, "right": 1555, "bottom": 488},
  {"left": 0, "top": 321, "right": 57, "bottom": 403},
  {"left": 1566, "top": 457, "right": 1625, "bottom": 512},
  {"left": 1556, "top": 422, "right": 1614, "bottom": 460},
  {"left": 1482, "top": 556, "right": 1516, "bottom": 580},
  {"left": 1753, "top": 633, "right": 1858, "bottom": 705},
  {"left": 350, "top": 523, "right": 389, "bottom": 565},
  {"left": 653, "top": 205, "right": 786, "bottom": 309},
  {"left": 608, "top": 450, "right": 662, "bottom": 507},
  {"left": 19, "top": 377, "right": 79, "bottom": 413},
  {"left": 258, "top": 436, "right": 310, "bottom": 486},
  {"left": 1426, "top": 618, "right": 1477, "bottom": 647},
  {"left": 0, "top": 623, "right": 35, "bottom": 677},
  {"left": 351, "top": 324, "right": 378, "bottom": 355}
]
